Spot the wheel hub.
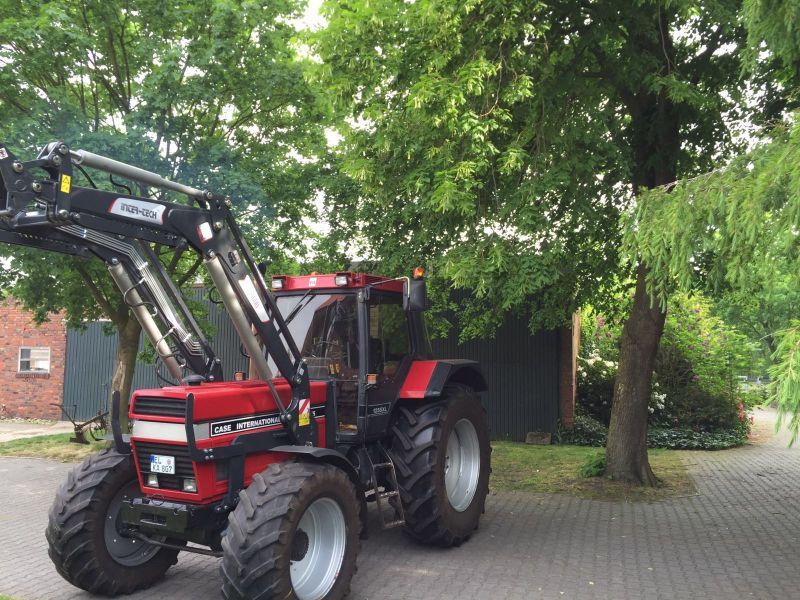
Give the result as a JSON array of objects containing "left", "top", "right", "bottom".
[
  {"left": 291, "top": 529, "right": 310, "bottom": 561},
  {"left": 444, "top": 418, "right": 481, "bottom": 512},
  {"left": 103, "top": 483, "right": 163, "bottom": 566},
  {"left": 290, "top": 497, "right": 347, "bottom": 600}
]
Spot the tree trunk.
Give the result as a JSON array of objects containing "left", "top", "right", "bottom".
[
  {"left": 110, "top": 317, "right": 142, "bottom": 431},
  {"left": 604, "top": 265, "right": 666, "bottom": 485},
  {"left": 602, "top": 7, "right": 680, "bottom": 484}
]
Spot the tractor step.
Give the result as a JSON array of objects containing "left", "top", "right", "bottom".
[{"left": 366, "top": 445, "right": 405, "bottom": 530}]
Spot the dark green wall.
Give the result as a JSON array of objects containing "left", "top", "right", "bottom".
[
  {"left": 64, "top": 293, "right": 560, "bottom": 439},
  {"left": 431, "top": 322, "right": 560, "bottom": 440}
]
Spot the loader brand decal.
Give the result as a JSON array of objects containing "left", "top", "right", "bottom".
[
  {"left": 239, "top": 275, "right": 270, "bottom": 322},
  {"left": 209, "top": 406, "right": 325, "bottom": 437},
  {"left": 60, "top": 174, "right": 71, "bottom": 194},
  {"left": 0, "top": 147, "right": 8, "bottom": 159},
  {"left": 299, "top": 398, "right": 311, "bottom": 426},
  {"left": 108, "top": 197, "right": 166, "bottom": 225},
  {"left": 368, "top": 403, "right": 391, "bottom": 417}
]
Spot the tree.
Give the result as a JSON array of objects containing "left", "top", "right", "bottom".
[
  {"left": 712, "top": 253, "right": 800, "bottom": 369},
  {"left": 630, "top": 0, "right": 800, "bottom": 440},
  {"left": 315, "top": 0, "right": 758, "bottom": 482},
  {"left": 0, "top": 0, "right": 327, "bottom": 418}
]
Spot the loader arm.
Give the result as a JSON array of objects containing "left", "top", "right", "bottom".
[{"left": 0, "top": 140, "right": 314, "bottom": 444}]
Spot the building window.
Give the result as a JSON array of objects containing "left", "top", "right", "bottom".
[{"left": 19, "top": 347, "right": 51, "bottom": 374}]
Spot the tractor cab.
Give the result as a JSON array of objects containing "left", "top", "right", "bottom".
[{"left": 267, "top": 272, "right": 431, "bottom": 441}]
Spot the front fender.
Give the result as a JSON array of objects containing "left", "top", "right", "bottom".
[{"left": 270, "top": 445, "right": 369, "bottom": 538}]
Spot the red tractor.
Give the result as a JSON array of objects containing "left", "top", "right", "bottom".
[{"left": 0, "top": 141, "right": 491, "bottom": 599}]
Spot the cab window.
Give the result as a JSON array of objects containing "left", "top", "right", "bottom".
[{"left": 368, "top": 295, "right": 410, "bottom": 380}]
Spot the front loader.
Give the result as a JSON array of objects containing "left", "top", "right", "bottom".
[{"left": 0, "top": 140, "right": 491, "bottom": 600}]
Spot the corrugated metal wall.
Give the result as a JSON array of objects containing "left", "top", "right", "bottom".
[
  {"left": 64, "top": 290, "right": 560, "bottom": 439},
  {"left": 431, "top": 319, "right": 560, "bottom": 440},
  {"left": 63, "top": 289, "right": 247, "bottom": 420}
]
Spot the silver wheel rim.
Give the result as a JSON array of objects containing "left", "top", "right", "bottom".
[
  {"left": 290, "top": 497, "right": 347, "bottom": 600},
  {"left": 103, "top": 481, "right": 162, "bottom": 566},
  {"left": 444, "top": 418, "right": 481, "bottom": 512}
]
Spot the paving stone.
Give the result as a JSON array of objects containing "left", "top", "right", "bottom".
[{"left": 1, "top": 413, "right": 799, "bottom": 599}]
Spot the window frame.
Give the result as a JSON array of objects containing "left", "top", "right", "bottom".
[
  {"left": 18, "top": 346, "right": 51, "bottom": 374},
  {"left": 366, "top": 291, "right": 412, "bottom": 382}
]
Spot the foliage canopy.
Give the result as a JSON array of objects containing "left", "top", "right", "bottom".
[
  {"left": 315, "top": 0, "right": 754, "bottom": 338},
  {"left": 629, "top": 0, "right": 800, "bottom": 438}
]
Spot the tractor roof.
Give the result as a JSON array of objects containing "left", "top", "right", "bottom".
[{"left": 271, "top": 272, "right": 405, "bottom": 293}]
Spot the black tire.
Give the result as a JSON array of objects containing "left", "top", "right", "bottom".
[
  {"left": 221, "top": 461, "right": 361, "bottom": 600},
  {"left": 390, "top": 385, "right": 490, "bottom": 547},
  {"left": 46, "top": 448, "right": 181, "bottom": 596}
]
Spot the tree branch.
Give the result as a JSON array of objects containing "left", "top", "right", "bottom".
[
  {"left": 177, "top": 257, "right": 203, "bottom": 287},
  {"left": 166, "top": 248, "right": 185, "bottom": 275},
  {"left": 74, "top": 263, "right": 120, "bottom": 324}
]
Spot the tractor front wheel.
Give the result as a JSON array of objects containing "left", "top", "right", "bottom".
[
  {"left": 390, "top": 385, "right": 491, "bottom": 547},
  {"left": 46, "top": 448, "right": 181, "bottom": 595},
  {"left": 221, "top": 461, "right": 361, "bottom": 600}
]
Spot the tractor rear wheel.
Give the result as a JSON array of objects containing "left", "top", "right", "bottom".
[
  {"left": 390, "top": 385, "right": 490, "bottom": 547},
  {"left": 221, "top": 461, "right": 361, "bottom": 600},
  {"left": 46, "top": 448, "right": 181, "bottom": 595}
]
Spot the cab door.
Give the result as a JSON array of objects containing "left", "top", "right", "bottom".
[{"left": 363, "top": 292, "right": 412, "bottom": 440}]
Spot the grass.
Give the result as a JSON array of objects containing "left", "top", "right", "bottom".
[
  {"left": 0, "top": 433, "right": 106, "bottom": 462},
  {"left": 0, "top": 434, "right": 695, "bottom": 502},
  {"left": 491, "top": 441, "right": 696, "bottom": 502}
]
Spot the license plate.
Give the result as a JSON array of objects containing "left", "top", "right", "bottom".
[{"left": 150, "top": 454, "right": 175, "bottom": 475}]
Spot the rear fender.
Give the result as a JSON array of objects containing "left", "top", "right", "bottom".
[{"left": 398, "top": 359, "right": 487, "bottom": 400}]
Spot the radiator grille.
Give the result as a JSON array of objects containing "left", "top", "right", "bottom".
[
  {"left": 132, "top": 396, "right": 186, "bottom": 418},
  {"left": 134, "top": 442, "right": 195, "bottom": 492}
]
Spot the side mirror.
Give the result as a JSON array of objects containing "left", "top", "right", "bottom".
[{"left": 403, "top": 277, "right": 428, "bottom": 312}]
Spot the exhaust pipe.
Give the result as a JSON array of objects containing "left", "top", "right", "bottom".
[
  {"left": 204, "top": 254, "right": 286, "bottom": 413},
  {"left": 108, "top": 261, "right": 184, "bottom": 383}
]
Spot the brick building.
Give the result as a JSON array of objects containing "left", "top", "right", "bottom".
[{"left": 0, "top": 299, "right": 66, "bottom": 420}]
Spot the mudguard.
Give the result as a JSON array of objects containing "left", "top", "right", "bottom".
[
  {"left": 399, "top": 359, "right": 487, "bottom": 399},
  {"left": 270, "top": 445, "right": 369, "bottom": 538}
]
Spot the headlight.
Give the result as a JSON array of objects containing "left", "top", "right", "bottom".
[
  {"left": 146, "top": 473, "right": 159, "bottom": 488},
  {"left": 182, "top": 478, "right": 197, "bottom": 493}
]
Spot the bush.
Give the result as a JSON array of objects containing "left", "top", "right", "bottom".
[
  {"left": 557, "top": 414, "right": 608, "bottom": 446},
  {"left": 556, "top": 414, "right": 749, "bottom": 450},
  {"left": 577, "top": 294, "right": 755, "bottom": 432},
  {"left": 647, "top": 422, "right": 749, "bottom": 450},
  {"left": 739, "top": 386, "right": 768, "bottom": 409},
  {"left": 577, "top": 451, "right": 606, "bottom": 478},
  {"left": 653, "top": 295, "right": 751, "bottom": 430}
]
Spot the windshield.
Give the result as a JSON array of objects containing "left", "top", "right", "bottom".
[{"left": 266, "top": 293, "right": 359, "bottom": 380}]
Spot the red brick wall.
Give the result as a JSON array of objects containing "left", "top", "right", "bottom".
[{"left": 0, "top": 299, "right": 66, "bottom": 419}]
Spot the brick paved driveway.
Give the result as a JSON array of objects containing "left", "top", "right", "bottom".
[{"left": 2, "top": 411, "right": 799, "bottom": 600}]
